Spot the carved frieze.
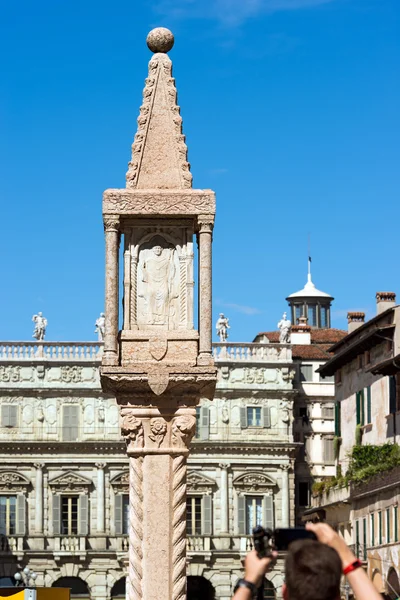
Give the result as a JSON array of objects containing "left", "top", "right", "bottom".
[
  {"left": 187, "top": 471, "right": 216, "bottom": 491},
  {"left": 148, "top": 418, "right": 167, "bottom": 447},
  {"left": 103, "top": 191, "right": 215, "bottom": 215},
  {"left": 48, "top": 471, "right": 92, "bottom": 492},
  {"left": 0, "top": 366, "right": 21, "bottom": 382},
  {"left": 110, "top": 471, "right": 129, "bottom": 493},
  {"left": 233, "top": 472, "right": 276, "bottom": 492},
  {"left": 61, "top": 366, "right": 82, "bottom": 383},
  {"left": 121, "top": 413, "right": 144, "bottom": 448},
  {"left": 172, "top": 415, "right": 196, "bottom": 448}
]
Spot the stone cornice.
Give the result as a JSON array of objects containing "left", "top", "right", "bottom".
[
  {"left": 190, "top": 442, "right": 299, "bottom": 456},
  {"left": 103, "top": 189, "right": 216, "bottom": 217},
  {"left": 0, "top": 441, "right": 126, "bottom": 454}
]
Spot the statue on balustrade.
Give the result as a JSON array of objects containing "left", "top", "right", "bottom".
[
  {"left": 138, "top": 238, "right": 178, "bottom": 329},
  {"left": 95, "top": 312, "right": 106, "bottom": 341},
  {"left": 216, "top": 313, "right": 230, "bottom": 342},
  {"left": 32, "top": 312, "right": 47, "bottom": 341},
  {"left": 277, "top": 312, "right": 291, "bottom": 344}
]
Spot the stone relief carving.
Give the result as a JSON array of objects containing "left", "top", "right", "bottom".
[
  {"left": 32, "top": 312, "right": 47, "bottom": 340},
  {"left": 49, "top": 471, "right": 92, "bottom": 492},
  {"left": 187, "top": 471, "right": 216, "bottom": 491},
  {"left": 148, "top": 418, "right": 167, "bottom": 447},
  {"left": 221, "top": 403, "right": 229, "bottom": 424},
  {"left": 103, "top": 192, "right": 215, "bottom": 215},
  {"left": 121, "top": 413, "right": 144, "bottom": 448},
  {"left": 233, "top": 472, "right": 276, "bottom": 492},
  {"left": 279, "top": 400, "right": 290, "bottom": 424},
  {"left": 171, "top": 415, "right": 196, "bottom": 448},
  {"left": 110, "top": 471, "right": 129, "bottom": 493},
  {"left": 137, "top": 236, "right": 179, "bottom": 330},
  {"left": 84, "top": 404, "right": 95, "bottom": 433},
  {"left": 107, "top": 405, "right": 119, "bottom": 427},
  {"left": 0, "top": 471, "right": 30, "bottom": 491},
  {"left": 22, "top": 405, "right": 34, "bottom": 428},
  {"left": 0, "top": 366, "right": 21, "bottom": 383},
  {"left": 61, "top": 366, "right": 82, "bottom": 384}
]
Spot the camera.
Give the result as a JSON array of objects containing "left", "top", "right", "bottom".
[{"left": 253, "top": 525, "right": 317, "bottom": 555}]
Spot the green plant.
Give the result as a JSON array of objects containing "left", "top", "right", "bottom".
[
  {"left": 355, "top": 424, "right": 362, "bottom": 445},
  {"left": 333, "top": 436, "right": 342, "bottom": 460},
  {"left": 312, "top": 481, "right": 326, "bottom": 496}
]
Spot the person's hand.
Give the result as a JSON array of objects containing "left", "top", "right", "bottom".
[
  {"left": 243, "top": 550, "right": 278, "bottom": 587},
  {"left": 306, "top": 522, "right": 356, "bottom": 569}
]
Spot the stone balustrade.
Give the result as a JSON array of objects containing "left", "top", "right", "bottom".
[
  {"left": 0, "top": 341, "right": 290, "bottom": 363},
  {"left": 54, "top": 535, "right": 86, "bottom": 553},
  {"left": 213, "top": 343, "right": 292, "bottom": 362},
  {"left": 187, "top": 536, "right": 211, "bottom": 552},
  {"left": 0, "top": 534, "right": 19, "bottom": 553},
  {"left": 0, "top": 342, "right": 103, "bottom": 361}
]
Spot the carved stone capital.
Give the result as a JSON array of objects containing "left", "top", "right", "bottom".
[
  {"left": 121, "top": 412, "right": 144, "bottom": 448},
  {"left": 34, "top": 463, "right": 45, "bottom": 470},
  {"left": 171, "top": 415, "right": 196, "bottom": 449},
  {"left": 197, "top": 215, "right": 214, "bottom": 233},
  {"left": 95, "top": 462, "right": 106, "bottom": 470},
  {"left": 103, "top": 215, "right": 120, "bottom": 232},
  {"left": 148, "top": 417, "right": 167, "bottom": 448},
  {"left": 219, "top": 463, "right": 230, "bottom": 470},
  {"left": 280, "top": 463, "right": 291, "bottom": 472}
]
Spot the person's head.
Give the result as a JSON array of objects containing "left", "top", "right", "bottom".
[
  {"left": 152, "top": 245, "right": 163, "bottom": 256},
  {"left": 283, "top": 539, "right": 341, "bottom": 600}
]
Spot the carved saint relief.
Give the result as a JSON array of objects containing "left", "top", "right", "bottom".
[{"left": 137, "top": 236, "right": 179, "bottom": 330}]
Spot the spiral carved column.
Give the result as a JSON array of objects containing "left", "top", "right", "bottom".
[
  {"left": 129, "top": 456, "right": 143, "bottom": 599},
  {"left": 172, "top": 455, "right": 187, "bottom": 600}
]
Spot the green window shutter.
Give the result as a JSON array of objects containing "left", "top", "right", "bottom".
[
  {"left": 334, "top": 402, "right": 341, "bottom": 437},
  {"left": 240, "top": 407, "right": 247, "bottom": 429},
  {"left": 386, "top": 508, "right": 390, "bottom": 543},
  {"left": 371, "top": 514, "right": 375, "bottom": 546},
  {"left": 355, "top": 520, "right": 360, "bottom": 558},
  {"left": 16, "top": 494, "right": 25, "bottom": 535},
  {"left": 262, "top": 407, "right": 271, "bottom": 429},
  {"left": 53, "top": 495, "right": 61, "bottom": 535},
  {"left": 363, "top": 518, "right": 367, "bottom": 560},
  {"left": 202, "top": 495, "right": 212, "bottom": 535},
  {"left": 367, "top": 386, "right": 372, "bottom": 424},
  {"left": 263, "top": 495, "right": 274, "bottom": 530},
  {"left": 379, "top": 511, "right": 382, "bottom": 545},
  {"left": 115, "top": 494, "right": 123, "bottom": 535},
  {"left": 238, "top": 496, "right": 246, "bottom": 535},
  {"left": 394, "top": 506, "right": 398, "bottom": 543},
  {"left": 199, "top": 407, "right": 210, "bottom": 440},
  {"left": 78, "top": 495, "right": 88, "bottom": 535},
  {"left": 63, "top": 405, "right": 79, "bottom": 442},
  {"left": 360, "top": 389, "right": 365, "bottom": 426},
  {"left": 356, "top": 393, "right": 361, "bottom": 426}
]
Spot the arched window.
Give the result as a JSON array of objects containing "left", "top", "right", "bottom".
[
  {"left": 110, "top": 577, "right": 126, "bottom": 599},
  {"left": 52, "top": 577, "right": 89, "bottom": 599}
]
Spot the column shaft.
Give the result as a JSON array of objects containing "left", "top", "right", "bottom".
[
  {"left": 198, "top": 220, "right": 213, "bottom": 362},
  {"left": 104, "top": 218, "right": 120, "bottom": 365}
]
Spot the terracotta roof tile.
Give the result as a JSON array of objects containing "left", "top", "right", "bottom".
[
  {"left": 292, "top": 344, "right": 333, "bottom": 360},
  {"left": 254, "top": 328, "right": 347, "bottom": 345}
]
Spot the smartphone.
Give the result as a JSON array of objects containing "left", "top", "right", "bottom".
[{"left": 274, "top": 527, "right": 317, "bottom": 551}]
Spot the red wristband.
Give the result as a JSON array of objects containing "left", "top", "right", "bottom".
[{"left": 343, "top": 559, "right": 362, "bottom": 575}]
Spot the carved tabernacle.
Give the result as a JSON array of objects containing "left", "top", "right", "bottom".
[{"left": 100, "top": 27, "right": 216, "bottom": 600}]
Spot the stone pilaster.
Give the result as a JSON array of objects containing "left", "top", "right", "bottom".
[
  {"left": 197, "top": 216, "right": 214, "bottom": 365},
  {"left": 96, "top": 463, "right": 106, "bottom": 534},
  {"left": 34, "top": 463, "right": 44, "bottom": 534},
  {"left": 280, "top": 464, "right": 290, "bottom": 527},
  {"left": 219, "top": 463, "right": 230, "bottom": 534}
]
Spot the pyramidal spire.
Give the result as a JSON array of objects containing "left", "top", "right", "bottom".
[{"left": 126, "top": 28, "right": 192, "bottom": 190}]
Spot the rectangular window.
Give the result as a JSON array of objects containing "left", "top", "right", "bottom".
[
  {"left": 295, "top": 305, "right": 303, "bottom": 324},
  {"left": 1, "top": 405, "right": 18, "bottom": 428},
  {"left": 371, "top": 514, "right": 375, "bottom": 547},
  {"left": 62, "top": 405, "right": 79, "bottom": 442},
  {"left": 366, "top": 386, "right": 372, "bottom": 424},
  {"left": 195, "top": 407, "right": 201, "bottom": 439},
  {"left": 386, "top": 508, "right": 390, "bottom": 543},
  {"left": 356, "top": 391, "right": 365, "bottom": 426},
  {"left": 61, "top": 496, "right": 79, "bottom": 535},
  {"left": 0, "top": 496, "right": 17, "bottom": 535},
  {"left": 323, "top": 438, "right": 335, "bottom": 465},
  {"left": 394, "top": 506, "right": 398, "bottom": 543},
  {"left": 298, "top": 482, "right": 310, "bottom": 507},
  {"left": 379, "top": 511, "right": 382, "bottom": 545},
  {"left": 355, "top": 520, "right": 360, "bottom": 558},
  {"left": 245, "top": 496, "right": 263, "bottom": 535},
  {"left": 363, "top": 518, "right": 367, "bottom": 560},
  {"left": 247, "top": 407, "right": 262, "bottom": 427},
  {"left": 122, "top": 495, "right": 129, "bottom": 535},
  {"left": 308, "top": 305, "right": 317, "bottom": 327},
  {"left": 320, "top": 306, "right": 328, "bottom": 328},
  {"left": 300, "top": 365, "right": 313, "bottom": 382},
  {"left": 186, "top": 496, "right": 202, "bottom": 535},
  {"left": 335, "top": 402, "right": 341, "bottom": 437},
  {"left": 321, "top": 405, "right": 334, "bottom": 419}
]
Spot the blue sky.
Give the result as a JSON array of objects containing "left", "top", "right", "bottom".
[{"left": 1, "top": 0, "right": 399, "bottom": 342}]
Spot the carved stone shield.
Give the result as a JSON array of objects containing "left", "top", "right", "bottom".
[
  {"left": 148, "top": 371, "right": 169, "bottom": 396},
  {"left": 149, "top": 337, "right": 168, "bottom": 361}
]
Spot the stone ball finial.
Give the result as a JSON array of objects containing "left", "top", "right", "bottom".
[{"left": 146, "top": 27, "right": 174, "bottom": 53}]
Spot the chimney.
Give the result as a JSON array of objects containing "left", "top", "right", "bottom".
[
  {"left": 291, "top": 316, "right": 311, "bottom": 345},
  {"left": 376, "top": 292, "right": 396, "bottom": 315},
  {"left": 347, "top": 312, "right": 365, "bottom": 333}
]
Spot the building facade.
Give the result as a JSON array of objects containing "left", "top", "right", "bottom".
[
  {"left": 0, "top": 276, "right": 344, "bottom": 600},
  {"left": 310, "top": 292, "right": 400, "bottom": 599}
]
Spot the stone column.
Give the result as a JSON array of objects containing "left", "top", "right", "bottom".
[
  {"left": 280, "top": 464, "right": 290, "bottom": 527},
  {"left": 96, "top": 463, "right": 106, "bottom": 533},
  {"left": 219, "top": 463, "right": 230, "bottom": 534},
  {"left": 103, "top": 216, "right": 120, "bottom": 365},
  {"left": 197, "top": 216, "right": 214, "bottom": 364},
  {"left": 122, "top": 407, "right": 196, "bottom": 600},
  {"left": 34, "top": 463, "right": 44, "bottom": 534}
]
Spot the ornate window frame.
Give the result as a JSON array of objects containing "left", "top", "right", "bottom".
[
  {"left": 48, "top": 471, "right": 92, "bottom": 494},
  {"left": 110, "top": 471, "right": 129, "bottom": 495}
]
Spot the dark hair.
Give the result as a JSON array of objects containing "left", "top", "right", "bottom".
[{"left": 285, "top": 539, "right": 341, "bottom": 600}]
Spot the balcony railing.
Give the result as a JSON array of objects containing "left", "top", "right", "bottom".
[
  {"left": 213, "top": 343, "right": 291, "bottom": 362},
  {"left": 0, "top": 534, "right": 23, "bottom": 553},
  {"left": 54, "top": 535, "right": 86, "bottom": 553},
  {"left": 0, "top": 342, "right": 103, "bottom": 361}
]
